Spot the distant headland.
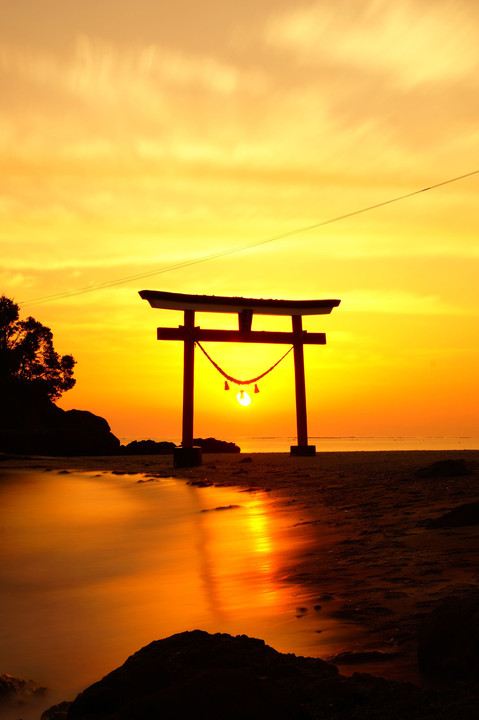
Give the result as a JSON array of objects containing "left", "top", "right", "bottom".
[
  {"left": 0, "top": 391, "right": 240, "bottom": 456},
  {"left": 0, "top": 294, "right": 239, "bottom": 456}
]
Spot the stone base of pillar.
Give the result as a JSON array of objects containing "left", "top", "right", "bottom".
[
  {"left": 290, "top": 444, "right": 316, "bottom": 457},
  {"left": 174, "top": 446, "right": 203, "bottom": 468}
]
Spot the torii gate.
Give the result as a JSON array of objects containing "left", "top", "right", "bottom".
[{"left": 139, "top": 290, "right": 340, "bottom": 467}]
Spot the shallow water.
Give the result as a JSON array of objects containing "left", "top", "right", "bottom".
[{"left": 0, "top": 468, "right": 359, "bottom": 716}]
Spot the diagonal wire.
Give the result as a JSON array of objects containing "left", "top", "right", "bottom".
[{"left": 21, "top": 168, "right": 479, "bottom": 307}]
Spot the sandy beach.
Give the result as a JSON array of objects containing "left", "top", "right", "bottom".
[{"left": 2, "top": 448, "right": 479, "bottom": 690}]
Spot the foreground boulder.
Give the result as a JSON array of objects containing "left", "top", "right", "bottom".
[
  {"left": 414, "top": 458, "right": 472, "bottom": 478},
  {"left": 67, "top": 631, "right": 311, "bottom": 720},
  {"left": 418, "top": 593, "right": 479, "bottom": 682},
  {"left": 424, "top": 500, "right": 479, "bottom": 529},
  {"left": 42, "top": 630, "right": 471, "bottom": 720}
]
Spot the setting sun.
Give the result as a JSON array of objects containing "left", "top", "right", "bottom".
[{"left": 237, "top": 390, "right": 252, "bottom": 407}]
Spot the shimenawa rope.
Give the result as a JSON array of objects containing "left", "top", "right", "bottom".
[{"left": 186, "top": 326, "right": 293, "bottom": 386}]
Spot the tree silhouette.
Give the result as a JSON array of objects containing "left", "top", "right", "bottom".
[{"left": 0, "top": 295, "right": 76, "bottom": 402}]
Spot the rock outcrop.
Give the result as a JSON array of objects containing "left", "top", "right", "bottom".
[
  {"left": 193, "top": 437, "right": 240, "bottom": 453},
  {"left": 0, "top": 387, "right": 120, "bottom": 456},
  {"left": 120, "top": 438, "right": 240, "bottom": 455},
  {"left": 417, "top": 593, "right": 479, "bottom": 682},
  {"left": 414, "top": 458, "right": 472, "bottom": 478},
  {"left": 0, "top": 673, "right": 46, "bottom": 710},
  {"left": 424, "top": 500, "right": 479, "bottom": 529},
  {"left": 121, "top": 439, "right": 176, "bottom": 455},
  {"left": 41, "top": 630, "right": 479, "bottom": 720}
]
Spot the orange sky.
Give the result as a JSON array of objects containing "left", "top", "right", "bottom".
[{"left": 1, "top": 1, "right": 478, "bottom": 444}]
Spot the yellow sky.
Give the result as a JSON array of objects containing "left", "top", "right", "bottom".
[{"left": 1, "top": 0, "right": 478, "bottom": 443}]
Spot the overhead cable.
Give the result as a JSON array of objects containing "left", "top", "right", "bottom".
[{"left": 21, "top": 168, "right": 479, "bottom": 307}]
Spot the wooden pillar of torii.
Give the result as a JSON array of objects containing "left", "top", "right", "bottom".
[{"left": 139, "top": 290, "right": 340, "bottom": 467}]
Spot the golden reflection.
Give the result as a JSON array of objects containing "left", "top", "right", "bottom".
[
  {"left": 244, "top": 495, "right": 274, "bottom": 556},
  {"left": 0, "top": 469, "right": 349, "bottom": 707},
  {"left": 180, "top": 487, "right": 280, "bottom": 623}
]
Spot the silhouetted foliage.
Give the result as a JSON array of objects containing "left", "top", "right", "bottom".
[{"left": 0, "top": 295, "right": 76, "bottom": 402}]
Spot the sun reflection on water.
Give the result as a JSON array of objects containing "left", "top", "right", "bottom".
[
  {"left": 0, "top": 468, "right": 347, "bottom": 713},
  {"left": 246, "top": 495, "right": 274, "bottom": 556}
]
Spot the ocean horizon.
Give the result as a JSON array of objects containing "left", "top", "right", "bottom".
[{"left": 119, "top": 435, "right": 479, "bottom": 454}]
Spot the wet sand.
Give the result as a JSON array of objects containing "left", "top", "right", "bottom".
[{"left": 2, "top": 449, "right": 479, "bottom": 684}]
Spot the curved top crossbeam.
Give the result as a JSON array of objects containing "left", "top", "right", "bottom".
[{"left": 139, "top": 290, "right": 340, "bottom": 316}]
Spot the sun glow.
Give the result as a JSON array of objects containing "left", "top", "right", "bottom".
[{"left": 236, "top": 390, "right": 251, "bottom": 407}]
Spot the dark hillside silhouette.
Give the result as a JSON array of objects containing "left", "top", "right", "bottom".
[{"left": 0, "top": 295, "right": 119, "bottom": 455}]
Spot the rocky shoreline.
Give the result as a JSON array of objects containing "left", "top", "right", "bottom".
[
  {"left": 1, "top": 450, "right": 478, "bottom": 718},
  {"left": 38, "top": 629, "right": 479, "bottom": 720}
]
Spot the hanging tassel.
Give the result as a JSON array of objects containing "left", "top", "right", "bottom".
[
  {"left": 254, "top": 384, "right": 259, "bottom": 393},
  {"left": 239, "top": 390, "right": 244, "bottom": 399},
  {"left": 224, "top": 380, "right": 230, "bottom": 390}
]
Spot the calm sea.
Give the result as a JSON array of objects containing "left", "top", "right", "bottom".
[
  {"left": 0, "top": 468, "right": 363, "bottom": 718},
  {"left": 121, "top": 436, "right": 479, "bottom": 453}
]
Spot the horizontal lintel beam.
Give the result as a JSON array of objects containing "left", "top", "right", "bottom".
[{"left": 157, "top": 327, "right": 326, "bottom": 345}]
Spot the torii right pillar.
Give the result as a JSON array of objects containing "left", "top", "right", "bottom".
[{"left": 291, "top": 314, "right": 316, "bottom": 456}]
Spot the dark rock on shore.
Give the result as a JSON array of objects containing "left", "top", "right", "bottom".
[
  {"left": 121, "top": 439, "right": 176, "bottom": 455},
  {"left": 42, "top": 630, "right": 479, "bottom": 720},
  {"left": 120, "top": 438, "right": 241, "bottom": 455},
  {"left": 418, "top": 593, "right": 479, "bottom": 682},
  {"left": 193, "top": 437, "right": 241, "bottom": 453},
  {"left": 328, "top": 650, "right": 399, "bottom": 665},
  {"left": 0, "top": 673, "right": 46, "bottom": 709},
  {"left": 51, "top": 408, "right": 120, "bottom": 456},
  {"left": 424, "top": 500, "right": 479, "bottom": 528},
  {"left": 67, "top": 632, "right": 310, "bottom": 720},
  {"left": 414, "top": 458, "right": 472, "bottom": 478},
  {"left": 41, "top": 700, "right": 72, "bottom": 720},
  {"left": 0, "top": 388, "right": 120, "bottom": 456},
  {"left": 0, "top": 385, "right": 240, "bottom": 458}
]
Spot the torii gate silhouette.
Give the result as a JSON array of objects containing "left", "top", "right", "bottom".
[{"left": 140, "top": 290, "right": 340, "bottom": 467}]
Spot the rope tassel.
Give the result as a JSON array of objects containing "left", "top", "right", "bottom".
[
  {"left": 254, "top": 384, "right": 259, "bottom": 393},
  {"left": 224, "top": 380, "right": 230, "bottom": 390}
]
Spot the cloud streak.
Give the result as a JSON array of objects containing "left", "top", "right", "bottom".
[
  {"left": 265, "top": 0, "right": 479, "bottom": 85},
  {"left": 340, "top": 288, "right": 476, "bottom": 316}
]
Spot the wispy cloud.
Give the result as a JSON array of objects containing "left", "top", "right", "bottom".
[
  {"left": 0, "top": 35, "right": 264, "bottom": 105},
  {"left": 0, "top": 271, "right": 34, "bottom": 290},
  {"left": 262, "top": 0, "right": 479, "bottom": 153},
  {"left": 340, "top": 288, "right": 475, "bottom": 316},
  {"left": 265, "top": 0, "right": 479, "bottom": 87}
]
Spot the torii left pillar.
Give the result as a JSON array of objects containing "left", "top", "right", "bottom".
[{"left": 175, "top": 309, "right": 203, "bottom": 468}]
